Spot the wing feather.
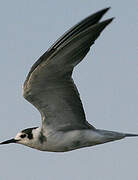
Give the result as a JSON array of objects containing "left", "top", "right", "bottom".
[{"left": 23, "top": 9, "right": 113, "bottom": 131}]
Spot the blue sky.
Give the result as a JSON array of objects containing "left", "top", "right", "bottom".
[{"left": 0, "top": 1, "right": 138, "bottom": 180}]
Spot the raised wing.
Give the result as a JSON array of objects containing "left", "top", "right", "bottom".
[{"left": 23, "top": 8, "right": 113, "bottom": 131}]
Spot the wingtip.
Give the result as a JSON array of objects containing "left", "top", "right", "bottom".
[
  {"left": 88, "top": 7, "right": 112, "bottom": 23},
  {"left": 97, "top": 8, "right": 115, "bottom": 25},
  {"left": 103, "top": 7, "right": 111, "bottom": 12},
  {"left": 108, "top": 16, "right": 115, "bottom": 20},
  {"left": 98, "top": 7, "right": 111, "bottom": 14},
  {"left": 95, "top": 7, "right": 111, "bottom": 17},
  {"left": 107, "top": 17, "right": 115, "bottom": 23},
  {"left": 101, "top": 17, "right": 115, "bottom": 25}
]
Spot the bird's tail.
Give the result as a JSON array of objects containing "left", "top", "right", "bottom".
[
  {"left": 124, "top": 133, "right": 138, "bottom": 137},
  {"left": 95, "top": 129, "right": 138, "bottom": 144}
]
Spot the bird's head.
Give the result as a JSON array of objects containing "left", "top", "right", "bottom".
[{"left": 0, "top": 127, "right": 39, "bottom": 148}]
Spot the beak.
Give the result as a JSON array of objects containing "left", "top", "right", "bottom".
[{"left": 0, "top": 138, "right": 18, "bottom": 145}]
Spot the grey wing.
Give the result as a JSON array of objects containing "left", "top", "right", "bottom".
[{"left": 23, "top": 8, "right": 113, "bottom": 131}]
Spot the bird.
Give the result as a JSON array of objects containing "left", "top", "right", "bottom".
[{"left": 0, "top": 7, "right": 137, "bottom": 152}]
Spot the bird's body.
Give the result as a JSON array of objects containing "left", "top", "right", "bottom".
[
  {"left": 14, "top": 127, "right": 133, "bottom": 152},
  {"left": 0, "top": 7, "right": 138, "bottom": 152}
]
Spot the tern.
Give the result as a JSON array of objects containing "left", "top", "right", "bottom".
[{"left": 1, "top": 8, "right": 138, "bottom": 152}]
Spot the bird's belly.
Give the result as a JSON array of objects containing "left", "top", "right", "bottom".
[{"left": 40, "top": 129, "right": 101, "bottom": 152}]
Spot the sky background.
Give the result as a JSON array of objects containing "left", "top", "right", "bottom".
[{"left": 0, "top": 1, "right": 138, "bottom": 180}]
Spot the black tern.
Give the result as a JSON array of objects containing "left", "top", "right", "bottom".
[{"left": 1, "top": 8, "right": 138, "bottom": 152}]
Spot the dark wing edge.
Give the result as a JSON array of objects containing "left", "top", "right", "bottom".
[
  {"left": 50, "top": 7, "right": 111, "bottom": 50},
  {"left": 24, "top": 7, "right": 111, "bottom": 86}
]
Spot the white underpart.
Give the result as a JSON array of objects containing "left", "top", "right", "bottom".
[{"left": 19, "top": 128, "right": 125, "bottom": 152}]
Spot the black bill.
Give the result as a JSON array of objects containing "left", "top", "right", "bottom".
[{"left": 0, "top": 138, "right": 18, "bottom": 145}]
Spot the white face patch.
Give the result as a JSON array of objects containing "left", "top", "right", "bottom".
[
  {"left": 14, "top": 127, "right": 40, "bottom": 147},
  {"left": 15, "top": 132, "right": 23, "bottom": 141},
  {"left": 14, "top": 132, "right": 29, "bottom": 145}
]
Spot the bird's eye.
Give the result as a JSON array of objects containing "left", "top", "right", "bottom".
[{"left": 20, "top": 134, "right": 26, "bottom": 138}]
